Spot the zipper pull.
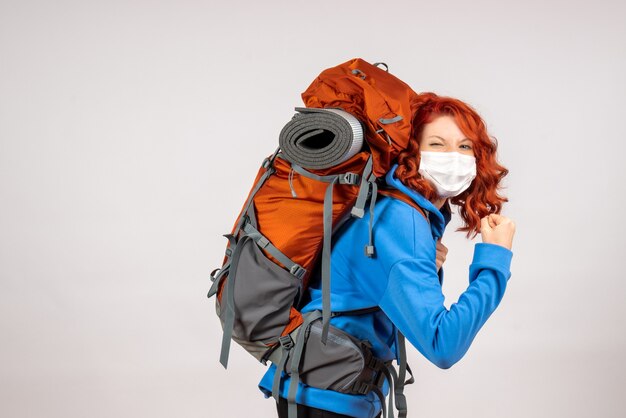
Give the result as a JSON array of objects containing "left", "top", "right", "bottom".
[{"left": 288, "top": 167, "right": 298, "bottom": 198}]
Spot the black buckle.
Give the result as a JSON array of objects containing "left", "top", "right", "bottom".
[
  {"left": 353, "top": 381, "right": 373, "bottom": 395},
  {"left": 368, "top": 355, "right": 383, "bottom": 370},
  {"left": 348, "top": 345, "right": 388, "bottom": 395},
  {"left": 373, "top": 367, "right": 386, "bottom": 389}
]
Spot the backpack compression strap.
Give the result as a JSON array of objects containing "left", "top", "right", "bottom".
[
  {"left": 377, "top": 187, "right": 428, "bottom": 220},
  {"left": 394, "top": 331, "right": 415, "bottom": 418},
  {"left": 286, "top": 310, "right": 323, "bottom": 418},
  {"left": 349, "top": 155, "right": 379, "bottom": 257},
  {"left": 287, "top": 159, "right": 361, "bottom": 344}
]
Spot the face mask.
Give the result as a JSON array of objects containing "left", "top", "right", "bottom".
[{"left": 418, "top": 151, "right": 477, "bottom": 198}]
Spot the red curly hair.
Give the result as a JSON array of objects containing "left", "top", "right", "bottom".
[{"left": 394, "top": 92, "right": 509, "bottom": 239}]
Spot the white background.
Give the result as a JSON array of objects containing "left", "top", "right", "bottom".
[{"left": 1, "top": 0, "right": 625, "bottom": 417}]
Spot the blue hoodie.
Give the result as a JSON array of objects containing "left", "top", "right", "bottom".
[{"left": 258, "top": 163, "right": 513, "bottom": 417}]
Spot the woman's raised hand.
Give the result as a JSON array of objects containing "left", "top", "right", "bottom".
[{"left": 480, "top": 214, "right": 516, "bottom": 250}]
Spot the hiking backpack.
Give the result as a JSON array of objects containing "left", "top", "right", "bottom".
[{"left": 207, "top": 58, "right": 428, "bottom": 418}]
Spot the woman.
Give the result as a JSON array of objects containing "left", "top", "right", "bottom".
[{"left": 259, "top": 92, "right": 516, "bottom": 418}]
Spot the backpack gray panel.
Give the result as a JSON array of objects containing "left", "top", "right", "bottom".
[
  {"left": 227, "top": 237, "right": 302, "bottom": 343},
  {"left": 216, "top": 298, "right": 275, "bottom": 363},
  {"left": 280, "top": 320, "right": 367, "bottom": 392}
]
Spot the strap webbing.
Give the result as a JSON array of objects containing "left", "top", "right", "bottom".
[
  {"left": 272, "top": 351, "right": 289, "bottom": 404},
  {"left": 290, "top": 163, "right": 360, "bottom": 186},
  {"left": 368, "top": 332, "right": 415, "bottom": 418},
  {"left": 351, "top": 154, "right": 373, "bottom": 218},
  {"left": 287, "top": 311, "right": 323, "bottom": 418},
  {"left": 265, "top": 145, "right": 282, "bottom": 168},
  {"left": 394, "top": 334, "right": 409, "bottom": 418},
  {"left": 242, "top": 222, "right": 306, "bottom": 279},
  {"left": 397, "top": 332, "right": 415, "bottom": 386},
  {"left": 219, "top": 235, "right": 252, "bottom": 369},
  {"left": 285, "top": 160, "right": 360, "bottom": 345},
  {"left": 207, "top": 233, "right": 237, "bottom": 298},
  {"left": 207, "top": 264, "right": 228, "bottom": 298},
  {"left": 383, "top": 366, "right": 396, "bottom": 418},
  {"left": 365, "top": 173, "right": 379, "bottom": 257},
  {"left": 272, "top": 336, "right": 294, "bottom": 404},
  {"left": 320, "top": 176, "right": 338, "bottom": 344}
]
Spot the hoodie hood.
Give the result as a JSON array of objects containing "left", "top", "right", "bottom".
[{"left": 384, "top": 163, "right": 452, "bottom": 240}]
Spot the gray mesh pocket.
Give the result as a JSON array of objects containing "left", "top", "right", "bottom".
[
  {"left": 219, "top": 236, "right": 302, "bottom": 346},
  {"left": 282, "top": 319, "right": 374, "bottom": 393}
]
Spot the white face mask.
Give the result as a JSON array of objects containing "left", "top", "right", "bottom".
[{"left": 418, "top": 151, "right": 477, "bottom": 198}]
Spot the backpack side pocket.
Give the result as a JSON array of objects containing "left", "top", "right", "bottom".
[{"left": 217, "top": 235, "right": 302, "bottom": 361}]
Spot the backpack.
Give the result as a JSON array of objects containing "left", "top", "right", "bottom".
[{"left": 207, "top": 58, "right": 427, "bottom": 418}]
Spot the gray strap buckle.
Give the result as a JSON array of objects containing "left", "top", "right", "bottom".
[
  {"left": 339, "top": 172, "right": 360, "bottom": 185},
  {"left": 278, "top": 335, "right": 294, "bottom": 350},
  {"left": 257, "top": 236, "right": 270, "bottom": 248},
  {"left": 290, "top": 265, "right": 306, "bottom": 280}
]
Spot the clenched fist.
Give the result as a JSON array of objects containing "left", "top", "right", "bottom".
[{"left": 480, "top": 214, "right": 516, "bottom": 250}]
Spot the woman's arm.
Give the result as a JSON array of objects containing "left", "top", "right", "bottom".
[
  {"left": 380, "top": 242, "right": 512, "bottom": 369},
  {"left": 340, "top": 198, "right": 514, "bottom": 368}
]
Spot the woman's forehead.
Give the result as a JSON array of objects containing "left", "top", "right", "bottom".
[{"left": 421, "top": 115, "right": 468, "bottom": 141}]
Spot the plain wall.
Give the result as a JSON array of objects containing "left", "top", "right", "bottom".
[{"left": 1, "top": 0, "right": 625, "bottom": 417}]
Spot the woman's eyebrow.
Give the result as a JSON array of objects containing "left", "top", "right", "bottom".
[{"left": 427, "top": 135, "right": 472, "bottom": 142}]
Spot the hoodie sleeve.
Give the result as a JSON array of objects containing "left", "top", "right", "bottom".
[{"left": 375, "top": 211, "right": 513, "bottom": 369}]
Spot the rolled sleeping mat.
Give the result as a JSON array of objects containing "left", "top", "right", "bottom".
[{"left": 278, "top": 107, "right": 364, "bottom": 169}]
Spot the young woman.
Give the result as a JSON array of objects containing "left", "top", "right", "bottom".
[{"left": 259, "top": 93, "right": 516, "bottom": 418}]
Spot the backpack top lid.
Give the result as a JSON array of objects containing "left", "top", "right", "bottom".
[{"left": 301, "top": 58, "right": 420, "bottom": 178}]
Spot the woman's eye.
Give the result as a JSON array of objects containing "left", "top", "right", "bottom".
[
  {"left": 429, "top": 143, "right": 443, "bottom": 146},
  {"left": 460, "top": 144, "right": 472, "bottom": 150}
]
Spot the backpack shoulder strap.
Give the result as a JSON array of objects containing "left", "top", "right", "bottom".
[{"left": 377, "top": 187, "right": 428, "bottom": 221}]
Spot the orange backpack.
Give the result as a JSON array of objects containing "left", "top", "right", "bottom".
[{"left": 208, "top": 58, "right": 425, "bottom": 418}]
